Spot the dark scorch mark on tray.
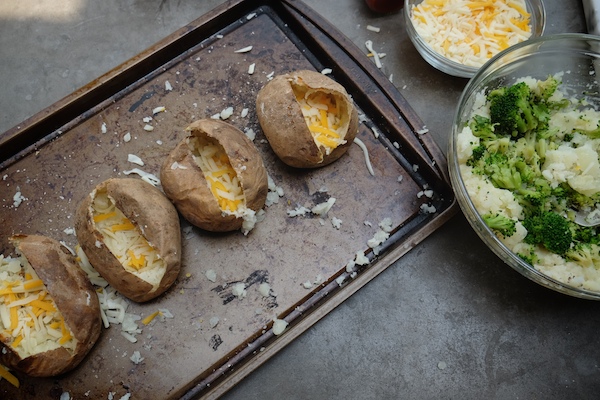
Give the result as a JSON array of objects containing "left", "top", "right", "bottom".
[
  {"left": 209, "top": 334, "right": 223, "bottom": 351},
  {"left": 128, "top": 91, "right": 156, "bottom": 112},
  {"left": 212, "top": 270, "right": 277, "bottom": 307}
]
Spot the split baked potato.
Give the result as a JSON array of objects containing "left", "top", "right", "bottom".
[
  {"left": 0, "top": 234, "right": 101, "bottom": 377},
  {"left": 75, "top": 177, "right": 181, "bottom": 303},
  {"left": 256, "top": 69, "right": 359, "bottom": 168},
  {"left": 160, "top": 119, "right": 268, "bottom": 233}
]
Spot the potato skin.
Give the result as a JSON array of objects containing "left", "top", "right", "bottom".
[
  {"left": 75, "top": 178, "right": 181, "bottom": 302},
  {"left": 160, "top": 119, "right": 268, "bottom": 232},
  {"left": 256, "top": 69, "right": 359, "bottom": 168},
  {"left": 0, "top": 235, "right": 102, "bottom": 377}
]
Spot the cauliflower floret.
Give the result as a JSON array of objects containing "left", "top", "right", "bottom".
[
  {"left": 456, "top": 126, "right": 479, "bottom": 164},
  {"left": 460, "top": 164, "right": 524, "bottom": 219},
  {"left": 542, "top": 143, "right": 600, "bottom": 196},
  {"left": 498, "top": 221, "right": 527, "bottom": 251}
]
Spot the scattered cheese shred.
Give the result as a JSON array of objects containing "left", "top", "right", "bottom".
[
  {"left": 410, "top": 0, "right": 532, "bottom": 67},
  {"left": 141, "top": 310, "right": 161, "bottom": 325}
]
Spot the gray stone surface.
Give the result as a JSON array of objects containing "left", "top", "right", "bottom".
[{"left": 1, "top": 0, "right": 598, "bottom": 399}]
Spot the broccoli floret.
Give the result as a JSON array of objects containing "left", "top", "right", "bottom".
[
  {"left": 565, "top": 243, "right": 600, "bottom": 269},
  {"left": 469, "top": 115, "right": 496, "bottom": 140},
  {"left": 517, "top": 245, "right": 539, "bottom": 265},
  {"left": 488, "top": 82, "right": 537, "bottom": 138},
  {"left": 574, "top": 125, "right": 600, "bottom": 139},
  {"left": 467, "top": 144, "right": 486, "bottom": 167},
  {"left": 482, "top": 213, "right": 517, "bottom": 237},
  {"left": 523, "top": 211, "right": 573, "bottom": 255},
  {"left": 573, "top": 226, "right": 600, "bottom": 245},
  {"left": 481, "top": 152, "right": 522, "bottom": 190},
  {"left": 487, "top": 77, "right": 566, "bottom": 139},
  {"left": 534, "top": 75, "right": 560, "bottom": 102},
  {"left": 562, "top": 185, "right": 600, "bottom": 211},
  {"left": 515, "top": 182, "right": 552, "bottom": 210}
]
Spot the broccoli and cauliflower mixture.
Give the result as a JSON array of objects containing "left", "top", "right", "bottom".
[{"left": 457, "top": 74, "right": 600, "bottom": 292}]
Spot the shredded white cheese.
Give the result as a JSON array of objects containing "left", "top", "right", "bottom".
[
  {"left": 232, "top": 282, "right": 247, "bottom": 298},
  {"left": 152, "top": 106, "right": 166, "bottom": 115},
  {"left": 122, "top": 169, "right": 160, "bottom": 186},
  {"left": 130, "top": 350, "right": 144, "bottom": 364},
  {"left": 272, "top": 318, "right": 288, "bottom": 335},
  {"left": 220, "top": 106, "right": 234, "bottom": 120},
  {"left": 12, "top": 188, "right": 27, "bottom": 208},
  {"left": 234, "top": 45, "right": 253, "bottom": 53},
  {"left": 258, "top": 282, "right": 271, "bottom": 297},
  {"left": 365, "top": 40, "right": 382, "bottom": 69},
  {"left": 353, "top": 138, "right": 375, "bottom": 176},
  {"left": 205, "top": 270, "right": 217, "bottom": 282},
  {"left": 127, "top": 154, "right": 144, "bottom": 166}
]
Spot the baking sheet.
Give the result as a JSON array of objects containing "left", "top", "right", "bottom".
[{"left": 0, "top": 1, "right": 456, "bottom": 399}]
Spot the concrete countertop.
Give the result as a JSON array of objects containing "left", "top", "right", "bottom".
[{"left": 1, "top": 0, "right": 598, "bottom": 399}]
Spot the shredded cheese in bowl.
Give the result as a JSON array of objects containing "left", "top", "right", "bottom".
[
  {"left": 0, "top": 255, "right": 77, "bottom": 359},
  {"left": 91, "top": 191, "right": 166, "bottom": 291},
  {"left": 405, "top": 0, "right": 544, "bottom": 77},
  {"left": 291, "top": 84, "right": 349, "bottom": 155}
]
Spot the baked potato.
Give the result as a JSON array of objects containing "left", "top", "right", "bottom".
[
  {"left": 160, "top": 119, "right": 268, "bottom": 233},
  {"left": 0, "top": 234, "right": 101, "bottom": 377},
  {"left": 256, "top": 69, "right": 359, "bottom": 168},
  {"left": 75, "top": 177, "right": 181, "bottom": 303}
]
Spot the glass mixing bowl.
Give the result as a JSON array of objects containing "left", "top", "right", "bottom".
[{"left": 448, "top": 34, "right": 600, "bottom": 300}]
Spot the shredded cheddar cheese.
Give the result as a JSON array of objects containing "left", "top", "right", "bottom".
[
  {"left": 292, "top": 84, "right": 348, "bottom": 154},
  {"left": 91, "top": 191, "right": 166, "bottom": 289},
  {"left": 410, "top": 0, "right": 532, "bottom": 67},
  {"left": 141, "top": 310, "right": 161, "bottom": 325},
  {"left": 0, "top": 255, "right": 76, "bottom": 366},
  {"left": 0, "top": 364, "right": 19, "bottom": 388},
  {"left": 189, "top": 136, "right": 246, "bottom": 214}
]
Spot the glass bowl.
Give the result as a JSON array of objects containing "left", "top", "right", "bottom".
[
  {"left": 404, "top": 0, "right": 546, "bottom": 78},
  {"left": 448, "top": 34, "right": 600, "bottom": 300}
]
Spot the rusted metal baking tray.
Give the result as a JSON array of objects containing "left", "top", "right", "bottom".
[{"left": 0, "top": 0, "right": 457, "bottom": 398}]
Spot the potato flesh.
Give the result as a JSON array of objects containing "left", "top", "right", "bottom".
[
  {"left": 0, "top": 255, "right": 76, "bottom": 358},
  {"left": 188, "top": 136, "right": 246, "bottom": 214},
  {"left": 91, "top": 191, "right": 166, "bottom": 289},
  {"left": 292, "top": 85, "right": 347, "bottom": 155}
]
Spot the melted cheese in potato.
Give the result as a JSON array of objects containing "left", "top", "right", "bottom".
[
  {"left": 292, "top": 84, "right": 348, "bottom": 155},
  {"left": 410, "top": 0, "right": 532, "bottom": 67},
  {"left": 189, "top": 136, "right": 247, "bottom": 215},
  {"left": 0, "top": 255, "right": 76, "bottom": 358},
  {"left": 91, "top": 191, "right": 166, "bottom": 290}
]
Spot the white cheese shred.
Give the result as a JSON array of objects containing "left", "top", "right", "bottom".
[
  {"left": 365, "top": 40, "right": 382, "bottom": 69},
  {"left": 353, "top": 138, "right": 375, "bottom": 176},
  {"left": 234, "top": 45, "right": 253, "bottom": 53}
]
